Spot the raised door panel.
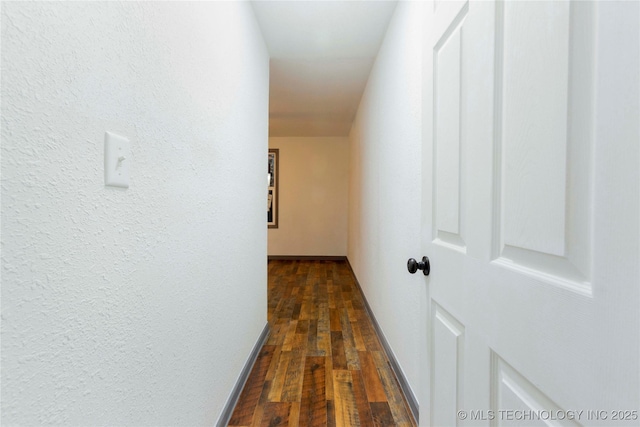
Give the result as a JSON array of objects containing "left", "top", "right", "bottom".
[
  {"left": 492, "top": 1, "right": 595, "bottom": 295},
  {"left": 432, "top": 304, "right": 465, "bottom": 427},
  {"left": 491, "top": 353, "right": 580, "bottom": 427},
  {"left": 433, "top": 3, "right": 468, "bottom": 253}
]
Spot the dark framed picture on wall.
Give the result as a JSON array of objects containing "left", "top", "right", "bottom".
[{"left": 268, "top": 149, "right": 279, "bottom": 228}]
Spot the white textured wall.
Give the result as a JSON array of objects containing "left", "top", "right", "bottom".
[
  {"left": 348, "top": 1, "right": 423, "bottom": 404},
  {"left": 1, "top": 2, "right": 268, "bottom": 424},
  {"left": 268, "top": 137, "right": 349, "bottom": 256}
]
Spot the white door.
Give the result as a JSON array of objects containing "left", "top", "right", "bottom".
[{"left": 418, "top": 1, "right": 639, "bottom": 426}]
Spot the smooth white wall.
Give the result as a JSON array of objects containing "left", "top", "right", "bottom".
[
  {"left": 268, "top": 137, "right": 349, "bottom": 256},
  {"left": 348, "top": 1, "right": 423, "bottom": 403},
  {"left": 1, "top": 2, "right": 268, "bottom": 424}
]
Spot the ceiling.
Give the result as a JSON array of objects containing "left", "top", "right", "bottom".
[{"left": 251, "top": 1, "right": 398, "bottom": 137}]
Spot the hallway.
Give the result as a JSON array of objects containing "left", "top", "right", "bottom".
[
  {"left": 2, "top": 2, "right": 638, "bottom": 424},
  {"left": 228, "top": 260, "right": 416, "bottom": 427}
]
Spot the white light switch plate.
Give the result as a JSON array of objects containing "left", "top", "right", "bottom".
[{"left": 104, "top": 132, "right": 130, "bottom": 188}]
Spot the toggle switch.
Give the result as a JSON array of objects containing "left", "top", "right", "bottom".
[{"left": 104, "top": 132, "right": 130, "bottom": 188}]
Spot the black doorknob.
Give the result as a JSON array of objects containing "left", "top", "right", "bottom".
[{"left": 407, "top": 256, "right": 430, "bottom": 276}]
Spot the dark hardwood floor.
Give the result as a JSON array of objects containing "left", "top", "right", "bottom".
[{"left": 228, "top": 260, "right": 417, "bottom": 427}]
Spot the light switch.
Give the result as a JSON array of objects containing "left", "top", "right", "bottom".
[{"left": 104, "top": 132, "right": 130, "bottom": 188}]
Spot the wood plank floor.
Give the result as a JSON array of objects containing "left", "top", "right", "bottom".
[{"left": 228, "top": 260, "right": 417, "bottom": 427}]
